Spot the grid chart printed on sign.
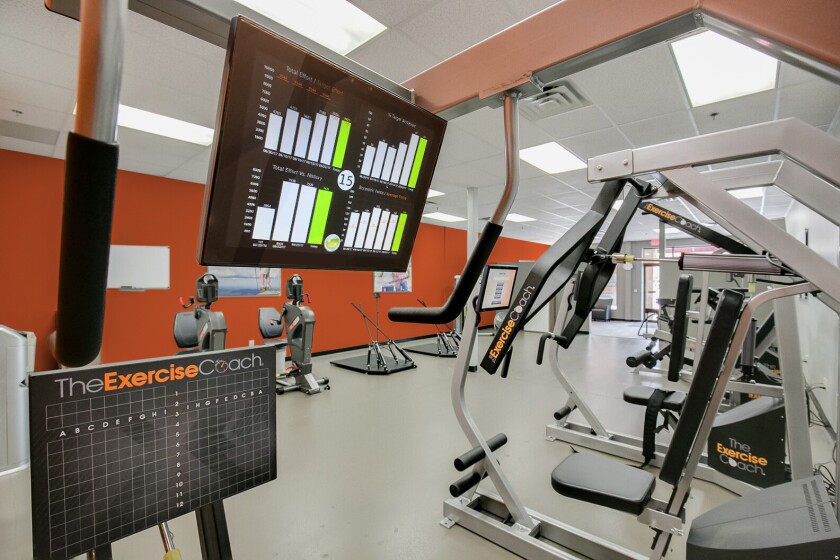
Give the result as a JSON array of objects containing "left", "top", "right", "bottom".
[{"left": 30, "top": 348, "right": 276, "bottom": 560}]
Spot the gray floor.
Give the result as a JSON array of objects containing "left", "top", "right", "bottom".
[{"left": 2, "top": 331, "right": 834, "bottom": 559}]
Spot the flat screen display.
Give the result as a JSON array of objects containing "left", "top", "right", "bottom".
[
  {"left": 199, "top": 17, "right": 447, "bottom": 271},
  {"left": 480, "top": 265, "right": 518, "bottom": 311}
]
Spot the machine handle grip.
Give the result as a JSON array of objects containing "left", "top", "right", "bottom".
[
  {"left": 389, "top": 222, "right": 503, "bottom": 324},
  {"left": 499, "top": 347, "right": 513, "bottom": 378},
  {"left": 54, "top": 132, "right": 118, "bottom": 367},
  {"left": 537, "top": 333, "right": 557, "bottom": 365}
]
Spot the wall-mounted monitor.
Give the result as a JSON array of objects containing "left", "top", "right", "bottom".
[
  {"left": 198, "top": 16, "right": 447, "bottom": 271},
  {"left": 480, "top": 265, "right": 519, "bottom": 311}
]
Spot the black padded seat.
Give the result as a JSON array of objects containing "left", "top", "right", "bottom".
[
  {"left": 551, "top": 453, "right": 656, "bottom": 515},
  {"left": 623, "top": 385, "right": 686, "bottom": 412}
]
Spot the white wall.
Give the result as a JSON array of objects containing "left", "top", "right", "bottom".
[{"left": 785, "top": 202, "right": 840, "bottom": 429}]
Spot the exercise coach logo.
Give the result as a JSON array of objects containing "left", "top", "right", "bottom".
[{"left": 53, "top": 353, "right": 264, "bottom": 398}]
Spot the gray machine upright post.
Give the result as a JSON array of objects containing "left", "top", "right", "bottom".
[{"left": 0, "top": 326, "right": 34, "bottom": 475}]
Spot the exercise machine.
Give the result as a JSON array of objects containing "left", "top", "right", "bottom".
[
  {"left": 330, "top": 296, "right": 416, "bottom": 375},
  {"left": 174, "top": 273, "right": 228, "bottom": 354},
  {"left": 259, "top": 274, "right": 329, "bottom": 395},
  {"left": 404, "top": 299, "right": 460, "bottom": 358}
]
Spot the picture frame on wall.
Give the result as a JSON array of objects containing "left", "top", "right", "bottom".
[
  {"left": 207, "top": 266, "right": 282, "bottom": 297},
  {"left": 373, "top": 259, "right": 412, "bottom": 293}
]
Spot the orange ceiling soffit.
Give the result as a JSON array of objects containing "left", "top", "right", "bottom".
[{"left": 405, "top": 0, "right": 839, "bottom": 115}]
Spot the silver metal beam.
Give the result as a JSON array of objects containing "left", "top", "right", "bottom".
[{"left": 589, "top": 119, "right": 840, "bottom": 189}]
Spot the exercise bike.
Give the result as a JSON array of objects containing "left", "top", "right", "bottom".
[{"left": 259, "top": 274, "right": 329, "bottom": 395}]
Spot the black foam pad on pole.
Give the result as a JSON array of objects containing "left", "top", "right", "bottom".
[{"left": 54, "top": 132, "right": 119, "bottom": 367}]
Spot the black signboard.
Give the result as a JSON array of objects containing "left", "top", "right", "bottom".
[{"left": 29, "top": 346, "right": 276, "bottom": 559}]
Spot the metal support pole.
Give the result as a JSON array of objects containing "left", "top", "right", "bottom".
[
  {"left": 772, "top": 296, "right": 814, "bottom": 480},
  {"left": 75, "top": 0, "right": 126, "bottom": 142}
]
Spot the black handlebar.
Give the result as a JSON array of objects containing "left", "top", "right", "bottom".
[
  {"left": 536, "top": 333, "right": 558, "bottom": 365},
  {"left": 389, "top": 222, "right": 503, "bottom": 324}
]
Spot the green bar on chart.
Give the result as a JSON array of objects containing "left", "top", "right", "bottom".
[
  {"left": 331, "top": 119, "right": 352, "bottom": 168},
  {"left": 307, "top": 189, "right": 333, "bottom": 245},
  {"left": 407, "top": 137, "right": 428, "bottom": 189},
  {"left": 390, "top": 213, "right": 408, "bottom": 252}
]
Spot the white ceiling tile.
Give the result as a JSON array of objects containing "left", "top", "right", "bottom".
[
  {"left": 128, "top": 12, "right": 225, "bottom": 66},
  {"left": 518, "top": 119, "right": 556, "bottom": 149},
  {"left": 347, "top": 29, "right": 439, "bottom": 83},
  {"left": 620, "top": 111, "right": 696, "bottom": 147},
  {"left": 119, "top": 73, "right": 220, "bottom": 129},
  {"left": 559, "top": 127, "right": 632, "bottom": 160},
  {"left": 431, "top": 162, "right": 499, "bottom": 187},
  {"left": 0, "top": 70, "right": 75, "bottom": 113},
  {"left": 0, "top": 1, "right": 79, "bottom": 54},
  {"left": 778, "top": 62, "right": 821, "bottom": 87},
  {"left": 778, "top": 80, "right": 840, "bottom": 128},
  {"left": 501, "top": 0, "right": 561, "bottom": 21},
  {"left": 469, "top": 154, "right": 544, "bottom": 180},
  {"left": 692, "top": 90, "right": 777, "bottom": 134},
  {"left": 572, "top": 43, "right": 687, "bottom": 125},
  {"left": 0, "top": 97, "right": 68, "bottom": 131},
  {"left": 533, "top": 104, "right": 613, "bottom": 140},
  {"left": 437, "top": 125, "right": 501, "bottom": 163},
  {"left": 348, "top": 0, "right": 439, "bottom": 27},
  {"left": 0, "top": 137, "right": 56, "bottom": 157},
  {"left": 0, "top": 34, "right": 78, "bottom": 89},
  {"left": 115, "top": 128, "right": 207, "bottom": 173},
  {"left": 451, "top": 106, "right": 505, "bottom": 148},
  {"left": 398, "top": 0, "right": 518, "bottom": 60}
]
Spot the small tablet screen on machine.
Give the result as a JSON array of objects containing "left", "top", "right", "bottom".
[
  {"left": 480, "top": 265, "right": 518, "bottom": 312},
  {"left": 198, "top": 16, "right": 447, "bottom": 271}
]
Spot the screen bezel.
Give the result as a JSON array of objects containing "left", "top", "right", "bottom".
[
  {"left": 196, "top": 16, "right": 446, "bottom": 271},
  {"left": 480, "top": 265, "right": 519, "bottom": 312}
]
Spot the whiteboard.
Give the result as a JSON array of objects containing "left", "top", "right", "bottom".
[{"left": 107, "top": 245, "right": 170, "bottom": 290}]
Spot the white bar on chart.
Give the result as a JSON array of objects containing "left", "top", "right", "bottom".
[
  {"left": 364, "top": 208, "right": 382, "bottom": 249},
  {"left": 354, "top": 211, "right": 370, "bottom": 248},
  {"left": 382, "top": 213, "right": 399, "bottom": 250},
  {"left": 272, "top": 181, "right": 300, "bottom": 241},
  {"left": 345, "top": 212, "right": 360, "bottom": 247},
  {"left": 307, "top": 113, "right": 327, "bottom": 161},
  {"left": 320, "top": 114, "right": 340, "bottom": 165},
  {"left": 371, "top": 141, "right": 387, "bottom": 179},
  {"left": 265, "top": 113, "right": 282, "bottom": 150},
  {"left": 373, "top": 211, "right": 390, "bottom": 250},
  {"left": 399, "top": 134, "right": 420, "bottom": 185},
  {"left": 290, "top": 185, "right": 317, "bottom": 243},
  {"left": 381, "top": 147, "right": 397, "bottom": 181},
  {"left": 390, "top": 143, "right": 407, "bottom": 182},
  {"left": 252, "top": 207, "right": 276, "bottom": 240},
  {"left": 279, "top": 109, "right": 299, "bottom": 154},
  {"left": 293, "top": 116, "right": 312, "bottom": 158},
  {"left": 361, "top": 145, "right": 375, "bottom": 176}
]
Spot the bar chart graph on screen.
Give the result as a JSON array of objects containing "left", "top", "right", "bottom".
[
  {"left": 264, "top": 109, "right": 352, "bottom": 169},
  {"left": 359, "top": 132, "right": 428, "bottom": 188},
  {"left": 345, "top": 207, "right": 407, "bottom": 252},
  {"left": 252, "top": 180, "right": 334, "bottom": 245}
]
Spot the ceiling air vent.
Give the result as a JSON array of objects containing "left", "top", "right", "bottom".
[{"left": 521, "top": 80, "right": 591, "bottom": 122}]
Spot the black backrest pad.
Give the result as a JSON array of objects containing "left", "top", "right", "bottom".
[
  {"left": 659, "top": 289, "right": 744, "bottom": 486},
  {"left": 173, "top": 312, "right": 199, "bottom": 348},
  {"left": 667, "top": 274, "right": 694, "bottom": 382},
  {"left": 258, "top": 307, "right": 284, "bottom": 339}
]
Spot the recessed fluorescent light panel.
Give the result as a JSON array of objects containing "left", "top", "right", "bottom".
[
  {"left": 671, "top": 31, "right": 778, "bottom": 107},
  {"left": 426, "top": 189, "right": 445, "bottom": 198},
  {"left": 75, "top": 104, "right": 215, "bottom": 145},
  {"left": 234, "top": 0, "right": 386, "bottom": 55},
  {"left": 506, "top": 213, "right": 536, "bottom": 222},
  {"left": 520, "top": 142, "right": 586, "bottom": 174},
  {"left": 423, "top": 212, "right": 466, "bottom": 223},
  {"left": 117, "top": 105, "right": 214, "bottom": 145},
  {"left": 652, "top": 227, "right": 682, "bottom": 235},
  {"left": 728, "top": 186, "right": 766, "bottom": 200}
]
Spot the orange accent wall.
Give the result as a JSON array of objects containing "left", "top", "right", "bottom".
[{"left": 0, "top": 149, "right": 548, "bottom": 372}]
